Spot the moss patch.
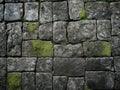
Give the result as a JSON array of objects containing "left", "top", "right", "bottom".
[
  {"left": 26, "top": 22, "right": 38, "bottom": 32},
  {"left": 100, "top": 42, "right": 111, "bottom": 56},
  {"left": 31, "top": 40, "right": 53, "bottom": 57},
  {"left": 80, "top": 9, "right": 87, "bottom": 20},
  {"left": 84, "top": 85, "right": 92, "bottom": 90},
  {"left": 8, "top": 73, "right": 21, "bottom": 90}
]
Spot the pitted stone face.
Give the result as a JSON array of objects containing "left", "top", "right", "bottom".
[{"left": 0, "top": 0, "right": 120, "bottom": 90}]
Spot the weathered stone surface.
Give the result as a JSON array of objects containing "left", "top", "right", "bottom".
[
  {"left": 67, "top": 20, "right": 96, "bottom": 43},
  {"left": 0, "top": 23, "right": 6, "bottom": 56},
  {"left": 0, "top": 4, "right": 3, "bottom": 21},
  {"left": 0, "top": 0, "right": 3, "bottom": 3},
  {"left": 53, "top": 58, "right": 85, "bottom": 76},
  {"left": 53, "top": 76, "right": 67, "bottom": 90},
  {"left": 115, "top": 72, "right": 120, "bottom": 89},
  {"left": 111, "top": 14, "right": 120, "bottom": 35},
  {"left": 40, "top": 2, "right": 52, "bottom": 23},
  {"left": 85, "top": 2, "right": 111, "bottom": 19},
  {"left": 0, "top": 58, "right": 6, "bottom": 77},
  {"left": 86, "top": 57, "right": 113, "bottom": 71},
  {"left": 112, "top": 36, "right": 120, "bottom": 56},
  {"left": 24, "top": 2, "right": 38, "bottom": 21},
  {"left": 68, "top": 0, "right": 84, "bottom": 20},
  {"left": 23, "top": 22, "right": 39, "bottom": 40},
  {"left": 53, "top": 1, "right": 68, "bottom": 21},
  {"left": 5, "top": 0, "right": 37, "bottom": 2},
  {"left": 22, "top": 40, "right": 53, "bottom": 57},
  {"left": 85, "top": 71, "right": 114, "bottom": 90},
  {"left": 36, "top": 73, "right": 52, "bottom": 90},
  {"left": 83, "top": 41, "right": 111, "bottom": 56},
  {"left": 7, "top": 58, "right": 36, "bottom": 71},
  {"left": 114, "top": 57, "right": 120, "bottom": 72},
  {"left": 110, "top": 2, "right": 120, "bottom": 14},
  {"left": 7, "top": 73, "right": 21, "bottom": 90},
  {"left": 39, "top": 23, "right": 52, "bottom": 40},
  {"left": 36, "top": 58, "right": 52, "bottom": 72},
  {"left": 53, "top": 21, "right": 67, "bottom": 43},
  {"left": 54, "top": 44, "right": 83, "bottom": 57},
  {"left": 22, "top": 72, "right": 35, "bottom": 90},
  {"left": 7, "top": 22, "right": 22, "bottom": 56},
  {"left": 0, "top": 77, "right": 6, "bottom": 90},
  {"left": 67, "top": 77, "right": 84, "bottom": 90},
  {"left": 4, "top": 3, "right": 23, "bottom": 21},
  {"left": 97, "top": 20, "right": 111, "bottom": 40}
]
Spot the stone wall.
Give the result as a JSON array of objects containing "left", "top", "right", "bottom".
[{"left": 0, "top": 0, "right": 120, "bottom": 90}]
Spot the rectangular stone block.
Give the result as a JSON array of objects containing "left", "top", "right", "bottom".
[
  {"left": 53, "top": 58, "right": 85, "bottom": 76},
  {"left": 0, "top": 58, "right": 6, "bottom": 77},
  {"left": 0, "top": 77, "right": 6, "bottom": 90},
  {"left": 114, "top": 57, "right": 120, "bottom": 72},
  {"left": 7, "top": 57, "right": 36, "bottom": 71},
  {"left": 115, "top": 72, "right": 120, "bottom": 89},
  {"left": 0, "top": 4, "right": 3, "bottom": 21}
]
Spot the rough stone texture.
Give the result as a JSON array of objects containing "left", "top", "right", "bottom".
[
  {"left": 86, "top": 57, "right": 113, "bottom": 71},
  {"left": 85, "top": 71, "right": 114, "bottom": 90},
  {"left": 53, "top": 58, "right": 85, "bottom": 76},
  {"left": 0, "top": 23, "right": 6, "bottom": 56},
  {"left": 53, "top": 76, "right": 67, "bottom": 90},
  {"left": 7, "top": 22, "right": 22, "bottom": 56},
  {"left": 36, "top": 73, "right": 52, "bottom": 90},
  {"left": 115, "top": 72, "right": 120, "bottom": 89},
  {"left": 4, "top": 3, "right": 23, "bottom": 21},
  {"left": 22, "top": 72, "right": 35, "bottom": 90},
  {"left": 39, "top": 23, "right": 53, "bottom": 40},
  {"left": 0, "top": 77, "right": 6, "bottom": 90},
  {"left": 0, "top": 58, "right": 6, "bottom": 77},
  {"left": 0, "top": 0, "right": 3, "bottom": 3},
  {"left": 0, "top": 4, "right": 3, "bottom": 21},
  {"left": 114, "top": 57, "right": 120, "bottom": 72},
  {"left": 40, "top": 2, "right": 52, "bottom": 23},
  {"left": 67, "top": 20, "right": 96, "bottom": 43},
  {"left": 7, "top": 58, "right": 36, "bottom": 71},
  {"left": 54, "top": 44, "right": 83, "bottom": 57},
  {"left": 36, "top": 58, "right": 52, "bottom": 72},
  {"left": 53, "top": 21, "right": 67, "bottom": 43},
  {"left": 97, "top": 20, "right": 111, "bottom": 40},
  {"left": 68, "top": 0, "right": 84, "bottom": 20},
  {"left": 85, "top": 2, "right": 111, "bottom": 19},
  {"left": 53, "top": 1, "right": 68, "bottom": 21},
  {"left": 67, "top": 77, "right": 84, "bottom": 90},
  {"left": 23, "top": 22, "right": 39, "bottom": 40}
]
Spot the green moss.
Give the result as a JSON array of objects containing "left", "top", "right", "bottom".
[
  {"left": 84, "top": 85, "right": 92, "bottom": 90},
  {"left": 100, "top": 42, "right": 111, "bottom": 56},
  {"left": 8, "top": 73, "right": 21, "bottom": 90},
  {"left": 26, "top": 23, "right": 38, "bottom": 32},
  {"left": 80, "top": 9, "right": 87, "bottom": 20},
  {"left": 31, "top": 40, "right": 53, "bottom": 57}
]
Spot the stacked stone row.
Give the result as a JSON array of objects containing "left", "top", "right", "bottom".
[{"left": 0, "top": 0, "right": 120, "bottom": 90}]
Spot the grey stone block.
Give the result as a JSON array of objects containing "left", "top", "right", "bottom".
[
  {"left": 53, "top": 76, "right": 67, "bottom": 90},
  {"left": 97, "top": 20, "right": 111, "bottom": 40},
  {"left": 0, "top": 23, "right": 6, "bottom": 56},
  {"left": 36, "top": 58, "right": 52, "bottom": 72},
  {"left": 53, "top": 21, "right": 67, "bottom": 43},
  {"left": 110, "top": 2, "right": 120, "bottom": 14},
  {"left": 54, "top": 44, "right": 83, "bottom": 57},
  {"left": 23, "top": 22, "right": 39, "bottom": 40},
  {"left": 40, "top": 2, "right": 52, "bottom": 23},
  {"left": 68, "top": 0, "right": 84, "bottom": 20},
  {"left": 7, "top": 22, "right": 22, "bottom": 56},
  {"left": 36, "top": 73, "right": 52, "bottom": 90},
  {"left": 7, "top": 58, "right": 36, "bottom": 71},
  {"left": 4, "top": 3, "right": 23, "bottom": 21},
  {"left": 114, "top": 57, "right": 120, "bottom": 72},
  {"left": 0, "top": 0, "right": 3, "bottom": 3},
  {"left": 85, "top": 71, "right": 114, "bottom": 90},
  {"left": 24, "top": 2, "right": 39, "bottom": 21},
  {"left": 115, "top": 72, "right": 120, "bottom": 89},
  {"left": 67, "top": 77, "right": 84, "bottom": 90},
  {"left": 22, "top": 72, "right": 35, "bottom": 90},
  {"left": 53, "top": 58, "right": 85, "bottom": 76},
  {"left": 39, "top": 23, "right": 53, "bottom": 40},
  {"left": 85, "top": 2, "right": 111, "bottom": 19},
  {"left": 0, "top": 58, "right": 6, "bottom": 77},
  {"left": 86, "top": 57, "right": 113, "bottom": 71},
  {"left": 0, "top": 77, "right": 6, "bottom": 90},
  {"left": 67, "top": 20, "right": 96, "bottom": 43},
  {"left": 0, "top": 4, "right": 3, "bottom": 21},
  {"left": 53, "top": 1, "right": 68, "bottom": 21}
]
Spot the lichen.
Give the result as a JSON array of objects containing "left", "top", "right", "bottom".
[
  {"left": 8, "top": 73, "right": 21, "bottom": 90},
  {"left": 100, "top": 42, "right": 111, "bottom": 56},
  {"left": 31, "top": 40, "right": 53, "bottom": 57},
  {"left": 80, "top": 8, "right": 87, "bottom": 20},
  {"left": 26, "top": 23, "right": 38, "bottom": 32}
]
